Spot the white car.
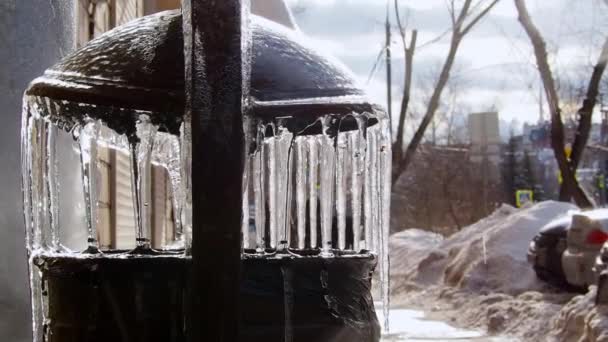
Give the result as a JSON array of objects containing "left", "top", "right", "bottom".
[{"left": 562, "top": 210, "right": 608, "bottom": 288}]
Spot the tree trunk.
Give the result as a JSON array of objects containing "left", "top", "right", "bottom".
[
  {"left": 514, "top": 0, "right": 593, "bottom": 208},
  {"left": 570, "top": 37, "right": 608, "bottom": 170},
  {"left": 392, "top": 30, "right": 417, "bottom": 171},
  {"left": 393, "top": 33, "right": 461, "bottom": 183}
]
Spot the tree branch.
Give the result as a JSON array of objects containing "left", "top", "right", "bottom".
[
  {"left": 393, "top": 0, "right": 497, "bottom": 183},
  {"left": 447, "top": 0, "right": 457, "bottom": 26},
  {"left": 417, "top": 28, "right": 451, "bottom": 49},
  {"left": 394, "top": 0, "right": 408, "bottom": 49},
  {"left": 461, "top": 0, "right": 500, "bottom": 36},
  {"left": 455, "top": 0, "right": 473, "bottom": 30},
  {"left": 570, "top": 36, "right": 608, "bottom": 170},
  {"left": 366, "top": 44, "right": 387, "bottom": 84}
]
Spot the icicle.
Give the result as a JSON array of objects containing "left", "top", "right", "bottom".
[
  {"left": 266, "top": 134, "right": 278, "bottom": 249},
  {"left": 275, "top": 123, "right": 293, "bottom": 251},
  {"left": 253, "top": 124, "right": 266, "bottom": 252},
  {"left": 351, "top": 115, "right": 366, "bottom": 252},
  {"left": 130, "top": 114, "right": 157, "bottom": 251},
  {"left": 21, "top": 105, "right": 34, "bottom": 250},
  {"left": 378, "top": 117, "right": 392, "bottom": 333},
  {"left": 22, "top": 102, "right": 46, "bottom": 342},
  {"left": 319, "top": 117, "right": 335, "bottom": 256},
  {"left": 295, "top": 137, "right": 307, "bottom": 250},
  {"left": 46, "top": 121, "right": 61, "bottom": 251},
  {"left": 307, "top": 136, "right": 319, "bottom": 249},
  {"left": 363, "top": 120, "right": 374, "bottom": 251},
  {"left": 29, "top": 117, "right": 50, "bottom": 250},
  {"left": 242, "top": 155, "right": 251, "bottom": 249},
  {"left": 370, "top": 129, "right": 380, "bottom": 254},
  {"left": 153, "top": 133, "right": 184, "bottom": 245},
  {"left": 39, "top": 119, "right": 50, "bottom": 250},
  {"left": 180, "top": 120, "right": 193, "bottom": 253},
  {"left": 78, "top": 119, "right": 101, "bottom": 252},
  {"left": 336, "top": 131, "right": 347, "bottom": 250}
]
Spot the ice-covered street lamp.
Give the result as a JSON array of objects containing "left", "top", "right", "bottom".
[{"left": 22, "top": 3, "right": 391, "bottom": 341}]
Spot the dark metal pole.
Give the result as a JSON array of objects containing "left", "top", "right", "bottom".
[{"left": 182, "top": 0, "right": 251, "bottom": 341}]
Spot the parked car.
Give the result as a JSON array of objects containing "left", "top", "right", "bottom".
[
  {"left": 594, "top": 241, "right": 608, "bottom": 304},
  {"left": 528, "top": 209, "right": 608, "bottom": 291}
]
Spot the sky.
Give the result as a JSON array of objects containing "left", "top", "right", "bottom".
[{"left": 284, "top": 0, "right": 608, "bottom": 133}]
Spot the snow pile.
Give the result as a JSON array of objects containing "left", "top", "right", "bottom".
[
  {"left": 390, "top": 229, "right": 443, "bottom": 278},
  {"left": 551, "top": 287, "right": 608, "bottom": 342},
  {"left": 390, "top": 201, "right": 608, "bottom": 340},
  {"left": 408, "top": 201, "right": 577, "bottom": 294}
]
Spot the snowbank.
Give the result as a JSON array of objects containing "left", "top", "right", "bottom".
[
  {"left": 407, "top": 201, "right": 577, "bottom": 294},
  {"left": 390, "top": 201, "right": 608, "bottom": 340},
  {"left": 390, "top": 229, "right": 443, "bottom": 278}
]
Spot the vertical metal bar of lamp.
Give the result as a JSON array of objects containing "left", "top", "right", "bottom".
[{"left": 182, "top": 0, "right": 251, "bottom": 341}]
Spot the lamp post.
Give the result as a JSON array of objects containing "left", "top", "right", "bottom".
[{"left": 183, "top": 1, "right": 249, "bottom": 340}]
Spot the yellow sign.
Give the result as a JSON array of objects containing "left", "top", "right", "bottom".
[
  {"left": 516, "top": 190, "right": 534, "bottom": 208},
  {"left": 565, "top": 145, "right": 572, "bottom": 160}
]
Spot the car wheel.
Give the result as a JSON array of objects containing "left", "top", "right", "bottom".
[{"left": 533, "top": 235, "right": 584, "bottom": 292}]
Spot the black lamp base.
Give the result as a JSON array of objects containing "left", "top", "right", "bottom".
[{"left": 34, "top": 253, "right": 380, "bottom": 342}]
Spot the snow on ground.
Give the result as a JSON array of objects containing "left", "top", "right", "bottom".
[
  {"left": 377, "top": 302, "right": 515, "bottom": 341},
  {"left": 389, "top": 201, "right": 608, "bottom": 341}
]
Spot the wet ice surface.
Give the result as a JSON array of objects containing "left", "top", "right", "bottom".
[{"left": 376, "top": 304, "right": 517, "bottom": 342}]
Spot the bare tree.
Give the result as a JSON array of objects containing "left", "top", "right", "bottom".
[
  {"left": 392, "top": 0, "right": 417, "bottom": 165},
  {"left": 515, "top": 0, "right": 608, "bottom": 208},
  {"left": 392, "top": 0, "right": 500, "bottom": 183}
]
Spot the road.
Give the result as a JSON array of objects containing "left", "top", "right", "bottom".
[{"left": 378, "top": 306, "right": 516, "bottom": 342}]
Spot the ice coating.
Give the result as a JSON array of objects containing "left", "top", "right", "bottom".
[
  {"left": 364, "top": 123, "right": 375, "bottom": 252},
  {"left": 242, "top": 156, "right": 251, "bottom": 249},
  {"left": 266, "top": 133, "right": 278, "bottom": 249},
  {"left": 27, "top": 116, "right": 46, "bottom": 250},
  {"left": 253, "top": 124, "right": 267, "bottom": 252},
  {"left": 350, "top": 115, "right": 366, "bottom": 252},
  {"left": 336, "top": 130, "right": 348, "bottom": 250},
  {"left": 20, "top": 6, "right": 395, "bottom": 338},
  {"left": 46, "top": 122, "right": 61, "bottom": 250},
  {"left": 378, "top": 118, "right": 392, "bottom": 332},
  {"left": 319, "top": 118, "right": 335, "bottom": 256},
  {"left": 21, "top": 102, "right": 34, "bottom": 250},
  {"left": 79, "top": 119, "right": 102, "bottom": 252},
  {"left": 21, "top": 99, "right": 391, "bottom": 335},
  {"left": 152, "top": 131, "right": 184, "bottom": 247},
  {"left": 274, "top": 123, "right": 293, "bottom": 251},
  {"left": 295, "top": 136, "right": 307, "bottom": 250},
  {"left": 21, "top": 103, "right": 189, "bottom": 254},
  {"left": 130, "top": 114, "right": 157, "bottom": 250},
  {"left": 308, "top": 137, "right": 319, "bottom": 249},
  {"left": 179, "top": 120, "right": 193, "bottom": 252}
]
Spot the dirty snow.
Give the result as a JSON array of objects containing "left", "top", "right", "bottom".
[
  {"left": 390, "top": 201, "right": 608, "bottom": 341},
  {"left": 551, "top": 286, "right": 608, "bottom": 342}
]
